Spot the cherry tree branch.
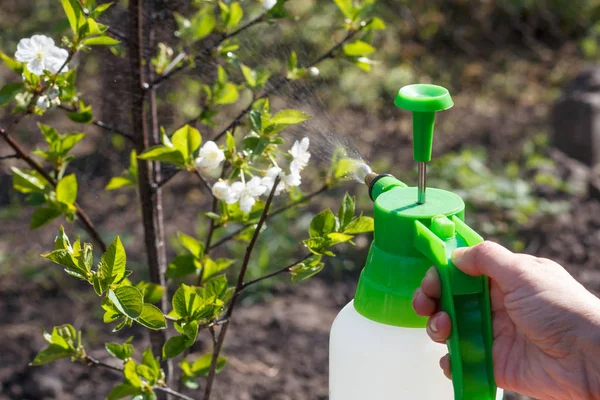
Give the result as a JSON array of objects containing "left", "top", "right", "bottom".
[
  {"left": 84, "top": 356, "right": 194, "bottom": 400},
  {"left": 149, "top": 13, "right": 267, "bottom": 90},
  {"left": 202, "top": 176, "right": 280, "bottom": 400},
  {"left": 158, "top": 27, "right": 363, "bottom": 188},
  {"left": 58, "top": 105, "right": 135, "bottom": 142},
  {"left": 209, "top": 183, "right": 330, "bottom": 250},
  {"left": 0, "top": 126, "right": 108, "bottom": 252},
  {"left": 0, "top": 153, "right": 18, "bottom": 160},
  {"left": 240, "top": 254, "right": 311, "bottom": 290}
]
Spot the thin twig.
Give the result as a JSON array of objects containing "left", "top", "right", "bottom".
[
  {"left": 203, "top": 176, "right": 280, "bottom": 400},
  {"left": 241, "top": 254, "right": 311, "bottom": 291},
  {"left": 150, "top": 13, "right": 267, "bottom": 90},
  {"left": 153, "top": 386, "right": 195, "bottom": 400},
  {"left": 85, "top": 356, "right": 194, "bottom": 400},
  {"left": 0, "top": 153, "right": 18, "bottom": 160},
  {"left": 58, "top": 105, "right": 135, "bottom": 142},
  {"left": 209, "top": 184, "right": 330, "bottom": 250},
  {"left": 0, "top": 127, "right": 108, "bottom": 252},
  {"left": 85, "top": 355, "right": 123, "bottom": 373},
  {"left": 193, "top": 169, "right": 212, "bottom": 193}
]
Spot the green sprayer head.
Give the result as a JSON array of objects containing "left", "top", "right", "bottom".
[{"left": 355, "top": 85, "right": 498, "bottom": 400}]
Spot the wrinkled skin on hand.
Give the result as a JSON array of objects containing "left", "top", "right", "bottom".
[{"left": 413, "top": 241, "right": 600, "bottom": 400}]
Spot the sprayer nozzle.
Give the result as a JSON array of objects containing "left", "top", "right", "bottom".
[
  {"left": 364, "top": 172, "right": 379, "bottom": 187},
  {"left": 353, "top": 163, "right": 373, "bottom": 184}
]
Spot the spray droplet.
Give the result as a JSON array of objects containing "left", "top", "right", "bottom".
[{"left": 353, "top": 163, "right": 372, "bottom": 183}]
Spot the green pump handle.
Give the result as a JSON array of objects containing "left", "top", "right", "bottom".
[
  {"left": 393, "top": 84, "right": 497, "bottom": 399},
  {"left": 414, "top": 215, "right": 496, "bottom": 399}
]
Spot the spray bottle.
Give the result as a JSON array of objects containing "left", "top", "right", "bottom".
[{"left": 329, "top": 84, "right": 503, "bottom": 399}]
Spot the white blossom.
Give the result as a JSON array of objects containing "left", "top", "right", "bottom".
[
  {"left": 15, "top": 35, "right": 69, "bottom": 76},
  {"left": 281, "top": 170, "right": 301, "bottom": 191},
  {"left": 261, "top": 166, "right": 283, "bottom": 195},
  {"left": 212, "top": 180, "right": 241, "bottom": 204},
  {"left": 289, "top": 137, "right": 310, "bottom": 175},
  {"left": 195, "top": 141, "right": 225, "bottom": 171},
  {"left": 238, "top": 177, "right": 267, "bottom": 213},
  {"left": 36, "top": 95, "right": 50, "bottom": 110},
  {"left": 308, "top": 67, "right": 320, "bottom": 77},
  {"left": 262, "top": 0, "right": 277, "bottom": 10}
]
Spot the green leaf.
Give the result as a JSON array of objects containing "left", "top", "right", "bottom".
[
  {"left": 93, "top": 2, "right": 114, "bottom": 16},
  {"left": 166, "top": 255, "right": 199, "bottom": 279},
  {"left": 227, "top": 2, "right": 243, "bottom": 28},
  {"left": 243, "top": 136, "right": 270, "bottom": 158},
  {"left": 42, "top": 249, "right": 89, "bottom": 279},
  {"left": 68, "top": 105, "right": 93, "bottom": 123},
  {"left": 0, "top": 82, "right": 24, "bottom": 106},
  {"left": 142, "top": 347, "right": 161, "bottom": 376},
  {"left": 83, "top": 36, "right": 120, "bottom": 46},
  {"left": 108, "top": 383, "right": 140, "bottom": 400},
  {"left": 139, "top": 145, "right": 185, "bottom": 165},
  {"left": 178, "top": 232, "right": 204, "bottom": 258},
  {"left": 30, "top": 207, "right": 62, "bottom": 229},
  {"left": 100, "top": 236, "right": 127, "bottom": 282},
  {"left": 108, "top": 286, "right": 144, "bottom": 319},
  {"left": 0, "top": 51, "right": 23, "bottom": 74},
  {"left": 344, "top": 215, "right": 374, "bottom": 234},
  {"left": 269, "top": 109, "right": 311, "bottom": 125},
  {"left": 191, "top": 7, "right": 216, "bottom": 41},
  {"left": 124, "top": 359, "right": 142, "bottom": 388},
  {"left": 309, "top": 209, "right": 337, "bottom": 238},
  {"left": 343, "top": 41, "right": 376, "bottom": 56},
  {"left": 202, "top": 258, "right": 234, "bottom": 282},
  {"left": 338, "top": 193, "right": 355, "bottom": 231},
  {"left": 136, "top": 281, "right": 165, "bottom": 304},
  {"left": 333, "top": 0, "right": 353, "bottom": 18},
  {"left": 54, "top": 226, "right": 73, "bottom": 251},
  {"left": 106, "top": 337, "right": 135, "bottom": 360},
  {"left": 326, "top": 232, "right": 354, "bottom": 245},
  {"left": 288, "top": 51, "right": 298, "bottom": 71},
  {"left": 186, "top": 353, "right": 227, "bottom": 377},
  {"left": 290, "top": 255, "right": 324, "bottom": 282},
  {"left": 366, "top": 17, "right": 386, "bottom": 30},
  {"left": 241, "top": 64, "right": 257, "bottom": 88},
  {"left": 106, "top": 176, "right": 136, "bottom": 190},
  {"left": 137, "top": 304, "right": 167, "bottom": 330},
  {"left": 30, "top": 343, "right": 74, "bottom": 365},
  {"left": 56, "top": 174, "right": 78, "bottom": 205},
  {"left": 172, "top": 125, "right": 202, "bottom": 161},
  {"left": 172, "top": 284, "right": 203, "bottom": 318},
  {"left": 162, "top": 335, "right": 189, "bottom": 359},
  {"left": 214, "top": 82, "right": 239, "bottom": 105},
  {"left": 62, "top": 0, "right": 82, "bottom": 35},
  {"left": 11, "top": 167, "right": 46, "bottom": 193}
]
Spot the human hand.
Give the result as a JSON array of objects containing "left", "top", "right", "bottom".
[{"left": 412, "top": 241, "right": 600, "bottom": 400}]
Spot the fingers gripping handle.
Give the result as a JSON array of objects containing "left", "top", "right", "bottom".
[{"left": 414, "top": 216, "right": 497, "bottom": 400}]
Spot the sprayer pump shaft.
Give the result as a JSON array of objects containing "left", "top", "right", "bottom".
[{"left": 417, "top": 162, "right": 426, "bottom": 204}]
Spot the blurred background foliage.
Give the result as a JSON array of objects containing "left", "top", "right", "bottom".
[
  {"left": 1, "top": 1, "right": 600, "bottom": 398},
  {"left": 1, "top": 0, "right": 599, "bottom": 288}
]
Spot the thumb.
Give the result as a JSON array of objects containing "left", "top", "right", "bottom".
[{"left": 451, "top": 241, "right": 525, "bottom": 293}]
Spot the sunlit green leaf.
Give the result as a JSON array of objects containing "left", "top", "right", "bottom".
[
  {"left": 309, "top": 209, "right": 337, "bottom": 238},
  {"left": 344, "top": 215, "right": 374, "bottom": 234},
  {"left": 269, "top": 109, "right": 311, "bottom": 125},
  {"left": 0, "top": 51, "right": 23, "bottom": 74},
  {"left": 138, "top": 145, "right": 185, "bottom": 166},
  {"left": 241, "top": 64, "right": 257, "bottom": 88},
  {"left": 135, "top": 281, "right": 165, "bottom": 304},
  {"left": 172, "top": 125, "right": 202, "bottom": 161},
  {"left": 108, "top": 286, "right": 143, "bottom": 319},
  {"left": 137, "top": 303, "right": 167, "bottom": 330},
  {"left": 56, "top": 174, "right": 78, "bottom": 205},
  {"left": 202, "top": 258, "right": 234, "bottom": 282},
  {"left": 106, "top": 176, "right": 136, "bottom": 190},
  {"left": 11, "top": 167, "right": 46, "bottom": 193},
  {"left": 338, "top": 193, "right": 355, "bottom": 231},
  {"left": 106, "top": 337, "right": 134, "bottom": 361},
  {"left": 226, "top": 2, "right": 243, "bottom": 28},
  {"left": 343, "top": 41, "right": 376, "bottom": 56},
  {"left": 178, "top": 232, "right": 204, "bottom": 258},
  {"left": 100, "top": 236, "right": 127, "bottom": 282},
  {"left": 290, "top": 255, "right": 324, "bottom": 282}
]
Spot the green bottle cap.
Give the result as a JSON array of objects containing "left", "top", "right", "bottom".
[{"left": 394, "top": 84, "right": 453, "bottom": 162}]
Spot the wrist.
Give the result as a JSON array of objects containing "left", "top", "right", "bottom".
[{"left": 578, "top": 297, "right": 600, "bottom": 399}]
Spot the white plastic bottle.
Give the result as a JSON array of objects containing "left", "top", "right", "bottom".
[{"left": 330, "top": 300, "right": 452, "bottom": 399}]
